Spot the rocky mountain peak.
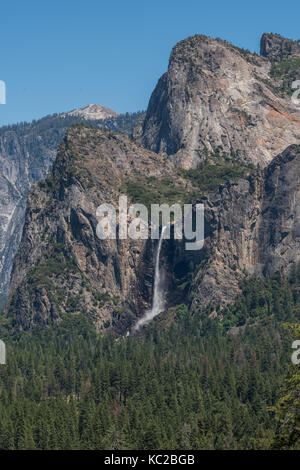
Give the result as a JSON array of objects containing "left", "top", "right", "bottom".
[
  {"left": 66, "top": 104, "right": 119, "bottom": 120},
  {"left": 140, "top": 33, "right": 300, "bottom": 169},
  {"left": 260, "top": 32, "right": 300, "bottom": 62}
]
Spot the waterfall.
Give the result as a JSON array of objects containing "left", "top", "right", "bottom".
[{"left": 133, "top": 226, "right": 167, "bottom": 331}]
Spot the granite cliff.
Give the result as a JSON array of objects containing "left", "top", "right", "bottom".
[
  {"left": 4, "top": 32, "right": 300, "bottom": 332},
  {"left": 139, "top": 34, "right": 300, "bottom": 169},
  {"left": 6, "top": 126, "right": 188, "bottom": 331},
  {"left": 0, "top": 110, "right": 144, "bottom": 297},
  {"left": 5, "top": 125, "right": 300, "bottom": 331},
  {"left": 190, "top": 144, "right": 300, "bottom": 312},
  {"left": 260, "top": 33, "right": 300, "bottom": 62}
]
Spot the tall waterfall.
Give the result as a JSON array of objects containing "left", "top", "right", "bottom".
[{"left": 133, "top": 226, "right": 167, "bottom": 331}]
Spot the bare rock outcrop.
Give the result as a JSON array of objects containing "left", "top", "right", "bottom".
[
  {"left": 260, "top": 33, "right": 300, "bottom": 63},
  {"left": 5, "top": 126, "right": 179, "bottom": 331},
  {"left": 0, "top": 111, "right": 143, "bottom": 297},
  {"left": 140, "top": 34, "right": 300, "bottom": 169}
]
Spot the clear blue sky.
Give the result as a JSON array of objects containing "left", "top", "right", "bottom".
[{"left": 0, "top": 0, "right": 299, "bottom": 125}]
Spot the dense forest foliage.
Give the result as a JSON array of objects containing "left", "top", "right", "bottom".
[
  {"left": 272, "top": 322, "right": 300, "bottom": 449},
  {"left": 0, "top": 266, "right": 299, "bottom": 450}
]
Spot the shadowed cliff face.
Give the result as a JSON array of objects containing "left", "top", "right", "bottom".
[
  {"left": 0, "top": 126, "right": 57, "bottom": 296},
  {"left": 140, "top": 34, "right": 300, "bottom": 169},
  {"left": 260, "top": 33, "right": 300, "bottom": 63},
  {"left": 191, "top": 145, "right": 300, "bottom": 312}
]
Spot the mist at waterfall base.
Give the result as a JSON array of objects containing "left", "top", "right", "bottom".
[{"left": 133, "top": 226, "right": 167, "bottom": 331}]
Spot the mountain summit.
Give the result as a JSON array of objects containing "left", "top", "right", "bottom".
[
  {"left": 260, "top": 32, "right": 300, "bottom": 62},
  {"left": 66, "top": 104, "right": 119, "bottom": 120},
  {"left": 139, "top": 34, "right": 300, "bottom": 169}
]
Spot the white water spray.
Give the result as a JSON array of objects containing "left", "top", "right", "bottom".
[{"left": 133, "top": 226, "right": 167, "bottom": 331}]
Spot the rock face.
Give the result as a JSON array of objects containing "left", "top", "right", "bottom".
[
  {"left": 140, "top": 34, "right": 300, "bottom": 169},
  {"left": 260, "top": 33, "right": 300, "bottom": 98},
  {"left": 4, "top": 33, "right": 300, "bottom": 332},
  {"left": 6, "top": 126, "right": 180, "bottom": 331},
  {"left": 66, "top": 104, "right": 119, "bottom": 120},
  {"left": 0, "top": 111, "right": 144, "bottom": 297},
  {"left": 191, "top": 144, "right": 300, "bottom": 311},
  {"left": 260, "top": 33, "right": 300, "bottom": 62},
  {"left": 0, "top": 121, "right": 60, "bottom": 296},
  {"left": 6, "top": 124, "right": 300, "bottom": 330}
]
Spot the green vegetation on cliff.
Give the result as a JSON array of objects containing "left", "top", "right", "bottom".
[{"left": 123, "top": 158, "right": 253, "bottom": 209}]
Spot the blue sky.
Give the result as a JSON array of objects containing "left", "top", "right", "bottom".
[{"left": 0, "top": 0, "right": 299, "bottom": 125}]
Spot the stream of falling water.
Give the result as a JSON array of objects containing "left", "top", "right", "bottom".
[{"left": 133, "top": 226, "right": 167, "bottom": 331}]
